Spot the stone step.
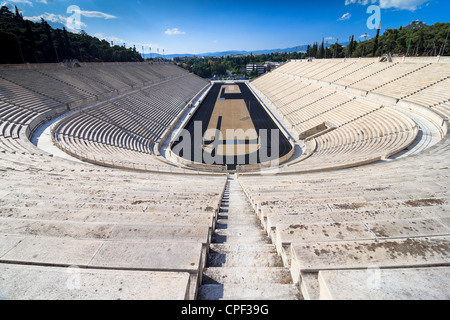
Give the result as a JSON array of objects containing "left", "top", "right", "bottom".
[
  {"left": 88, "top": 211, "right": 217, "bottom": 228},
  {"left": 0, "top": 219, "right": 212, "bottom": 244},
  {"left": 0, "top": 263, "right": 191, "bottom": 300},
  {"left": 108, "top": 224, "right": 211, "bottom": 245},
  {"left": 300, "top": 272, "right": 320, "bottom": 300},
  {"left": 216, "top": 216, "right": 257, "bottom": 224},
  {"left": 227, "top": 209, "right": 256, "bottom": 215},
  {"left": 215, "top": 219, "right": 266, "bottom": 230},
  {"left": 207, "top": 244, "right": 283, "bottom": 268},
  {"left": 202, "top": 267, "right": 293, "bottom": 285},
  {"left": 274, "top": 222, "right": 373, "bottom": 254},
  {"left": 318, "top": 267, "right": 450, "bottom": 300},
  {"left": 265, "top": 205, "right": 450, "bottom": 231},
  {"left": 226, "top": 199, "right": 252, "bottom": 204},
  {"left": 197, "top": 283, "right": 302, "bottom": 300},
  {"left": 211, "top": 229, "right": 271, "bottom": 244},
  {"left": 290, "top": 236, "right": 450, "bottom": 283},
  {"left": 0, "top": 235, "right": 204, "bottom": 300},
  {"left": 225, "top": 205, "right": 255, "bottom": 211},
  {"left": 215, "top": 222, "right": 262, "bottom": 231},
  {"left": 200, "top": 177, "right": 299, "bottom": 300},
  {"left": 273, "top": 218, "right": 450, "bottom": 256},
  {"left": 209, "top": 243, "right": 279, "bottom": 253},
  {"left": 0, "top": 207, "right": 218, "bottom": 229},
  {"left": 259, "top": 198, "right": 450, "bottom": 217}
]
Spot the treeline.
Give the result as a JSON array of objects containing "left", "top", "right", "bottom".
[
  {"left": 0, "top": 6, "right": 143, "bottom": 64},
  {"left": 307, "top": 22, "right": 450, "bottom": 59},
  {"left": 178, "top": 22, "right": 449, "bottom": 79},
  {"left": 177, "top": 52, "right": 304, "bottom": 78}
]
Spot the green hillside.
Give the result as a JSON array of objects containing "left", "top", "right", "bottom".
[
  {"left": 0, "top": 5, "right": 143, "bottom": 64},
  {"left": 322, "top": 22, "right": 450, "bottom": 59}
]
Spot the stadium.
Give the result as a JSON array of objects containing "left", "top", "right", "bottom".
[
  {"left": 0, "top": 1, "right": 449, "bottom": 303},
  {"left": 1, "top": 55, "right": 449, "bottom": 301}
]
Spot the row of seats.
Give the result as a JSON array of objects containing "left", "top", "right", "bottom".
[
  {"left": 293, "top": 98, "right": 383, "bottom": 133},
  {"left": 0, "top": 68, "right": 93, "bottom": 106},
  {"left": 251, "top": 58, "right": 450, "bottom": 172},
  {"left": 311, "top": 107, "right": 417, "bottom": 157},
  {"left": 0, "top": 101, "right": 39, "bottom": 140},
  {"left": 0, "top": 77, "right": 61, "bottom": 114},
  {"left": 251, "top": 78, "right": 417, "bottom": 172},
  {"left": 243, "top": 57, "right": 450, "bottom": 299},
  {"left": 434, "top": 102, "right": 450, "bottom": 119},
  {"left": 274, "top": 59, "right": 450, "bottom": 105},
  {"left": 351, "top": 62, "right": 430, "bottom": 92},
  {"left": 52, "top": 73, "right": 208, "bottom": 171},
  {"left": 0, "top": 62, "right": 229, "bottom": 300},
  {"left": 372, "top": 63, "right": 450, "bottom": 100},
  {"left": 0, "top": 148, "right": 227, "bottom": 299},
  {"left": 0, "top": 62, "right": 209, "bottom": 173},
  {"left": 238, "top": 136, "right": 450, "bottom": 299},
  {"left": 405, "top": 77, "right": 450, "bottom": 109},
  {"left": 0, "top": 62, "right": 195, "bottom": 121}
]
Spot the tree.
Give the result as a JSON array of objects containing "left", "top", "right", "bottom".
[
  {"left": 54, "top": 29, "right": 65, "bottom": 61},
  {"left": 0, "top": 6, "right": 12, "bottom": 16},
  {"left": 24, "top": 20, "right": 37, "bottom": 63},
  {"left": 0, "top": 9, "right": 144, "bottom": 64},
  {"left": 319, "top": 39, "right": 325, "bottom": 59},
  {"left": 14, "top": 5, "right": 23, "bottom": 26},
  {"left": 348, "top": 35, "right": 355, "bottom": 58},
  {"left": 0, "top": 31, "right": 23, "bottom": 63},
  {"left": 329, "top": 43, "right": 344, "bottom": 58},
  {"left": 306, "top": 44, "right": 311, "bottom": 57},
  {"left": 62, "top": 27, "right": 75, "bottom": 60},
  {"left": 42, "top": 18, "right": 58, "bottom": 62},
  {"left": 372, "top": 27, "right": 381, "bottom": 57}
]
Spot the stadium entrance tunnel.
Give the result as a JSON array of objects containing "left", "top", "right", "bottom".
[{"left": 170, "top": 82, "right": 294, "bottom": 171}]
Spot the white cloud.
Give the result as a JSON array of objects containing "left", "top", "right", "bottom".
[
  {"left": 345, "top": 0, "right": 378, "bottom": 5},
  {"left": 379, "top": 0, "right": 430, "bottom": 11},
  {"left": 1, "top": 0, "right": 33, "bottom": 7},
  {"left": 23, "top": 12, "right": 59, "bottom": 23},
  {"left": 94, "top": 33, "right": 126, "bottom": 45},
  {"left": 345, "top": 0, "right": 431, "bottom": 11},
  {"left": 338, "top": 12, "right": 352, "bottom": 20},
  {"left": 23, "top": 7, "right": 116, "bottom": 31},
  {"left": 12, "top": 0, "right": 32, "bottom": 5},
  {"left": 79, "top": 10, "right": 116, "bottom": 20},
  {"left": 164, "top": 28, "right": 186, "bottom": 36},
  {"left": 23, "top": 12, "right": 88, "bottom": 30}
]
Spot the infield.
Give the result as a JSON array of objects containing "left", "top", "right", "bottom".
[{"left": 171, "top": 82, "right": 293, "bottom": 170}]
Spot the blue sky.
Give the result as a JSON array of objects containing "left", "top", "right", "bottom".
[{"left": 2, "top": 0, "right": 449, "bottom": 54}]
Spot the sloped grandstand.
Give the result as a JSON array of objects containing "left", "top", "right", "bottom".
[{"left": 0, "top": 57, "right": 449, "bottom": 300}]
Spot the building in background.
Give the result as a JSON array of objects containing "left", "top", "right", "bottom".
[{"left": 246, "top": 64, "right": 266, "bottom": 76}]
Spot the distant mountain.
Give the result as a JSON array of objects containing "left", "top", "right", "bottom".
[
  {"left": 142, "top": 46, "right": 310, "bottom": 60},
  {"left": 404, "top": 20, "right": 427, "bottom": 30},
  {"left": 144, "top": 43, "right": 350, "bottom": 60}
]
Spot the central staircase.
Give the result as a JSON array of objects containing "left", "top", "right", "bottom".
[{"left": 198, "top": 175, "right": 302, "bottom": 300}]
